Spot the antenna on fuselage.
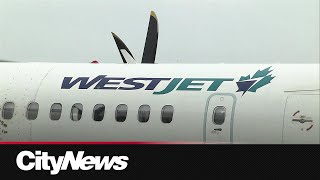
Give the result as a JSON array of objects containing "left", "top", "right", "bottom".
[{"left": 111, "top": 11, "right": 159, "bottom": 64}]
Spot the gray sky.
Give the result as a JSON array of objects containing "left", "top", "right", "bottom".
[{"left": 0, "top": 0, "right": 319, "bottom": 63}]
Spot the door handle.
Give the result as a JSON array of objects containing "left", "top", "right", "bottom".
[
  {"left": 214, "top": 128, "right": 222, "bottom": 131},
  {"left": 292, "top": 116, "right": 313, "bottom": 123}
]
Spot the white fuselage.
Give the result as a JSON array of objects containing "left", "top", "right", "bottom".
[{"left": 0, "top": 63, "right": 319, "bottom": 143}]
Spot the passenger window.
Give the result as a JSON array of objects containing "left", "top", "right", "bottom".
[
  {"left": 161, "top": 105, "right": 174, "bottom": 123},
  {"left": 93, "top": 104, "right": 105, "bottom": 121},
  {"left": 70, "top": 103, "right": 83, "bottom": 121},
  {"left": 212, "top": 106, "right": 226, "bottom": 125},
  {"left": 138, "top": 105, "right": 150, "bottom": 123},
  {"left": 2, "top": 102, "right": 15, "bottom": 119},
  {"left": 50, "top": 103, "right": 62, "bottom": 120},
  {"left": 26, "top": 102, "right": 39, "bottom": 120},
  {"left": 115, "top": 104, "right": 128, "bottom": 122}
]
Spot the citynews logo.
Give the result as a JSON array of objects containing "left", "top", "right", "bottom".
[{"left": 16, "top": 150, "right": 129, "bottom": 175}]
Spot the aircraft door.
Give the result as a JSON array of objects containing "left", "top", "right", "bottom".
[
  {"left": 282, "top": 94, "right": 319, "bottom": 144},
  {"left": 204, "top": 94, "right": 236, "bottom": 144}
]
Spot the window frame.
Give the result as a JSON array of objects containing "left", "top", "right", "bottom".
[
  {"left": 2, "top": 102, "right": 15, "bottom": 120},
  {"left": 115, "top": 104, "right": 128, "bottom": 122},
  {"left": 50, "top": 103, "right": 62, "bottom": 121},
  {"left": 138, "top": 104, "right": 151, "bottom": 123},
  {"left": 212, "top": 106, "right": 226, "bottom": 125},
  {"left": 161, "top": 105, "right": 174, "bottom": 123},
  {"left": 92, "top": 104, "right": 105, "bottom": 121},
  {"left": 26, "top": 102, "right": 39, "bottom": 120},
  {"left": 70, "top": 103, "right": 83, "bottom": 121}
]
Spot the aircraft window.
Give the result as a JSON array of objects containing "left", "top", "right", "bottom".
[
  {"left": 161, "top": 105, "right": 174, "bottom": 123},
  {"left": 115, "top": 104, "right": 127, "bottom": 122},
  {"left": 2, "top": 102, "right": 15, "bottom": 119},
  {"left": 93, "top": 104, "right": 105, "bottom": 121},
  {"left": 138, "top": 105, "right": 150, "bottom": 123},
  {"left": 26, "top": 102, "right": 39, "bottom": 120},
  {"left": 70, "top": 103, "right": 83, "bottom": 121},
  {"left": 212, "top": 106, "right": 226, "bottom": 125},
  {"left": 50, "top": 103, "right": 62, "bottom": 120}
]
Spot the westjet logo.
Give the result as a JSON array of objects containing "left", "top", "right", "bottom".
[
  {"left": 16, "top": 151, "right": 129, "bottom": 175},
  {"left": 61, "top": 75, "right": 234, "bottom": 95},
  {"left": 60, "top": 67, "right": 275, "bottom": 95}
]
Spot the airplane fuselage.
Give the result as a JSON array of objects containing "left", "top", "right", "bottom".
[{"left": 0, "top": 63, "right": 319, "bottom": 143}]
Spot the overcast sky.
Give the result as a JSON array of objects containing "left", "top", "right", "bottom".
[{"left": 0, "top": 0, "right": 319, "bottom": 63}]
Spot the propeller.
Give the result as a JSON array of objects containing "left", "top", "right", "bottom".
[
  {"left": 111, "top": 32, "right": 137, "bottom": 64},
  {"left": 91, "top": 60, "right": 99, "bottom": 63},
  {"left": 141, "top": 11, "right": 158, "bottom": 64},
  {"left": 111, "top": 11, "right": 159, "bottom": 64},
  {"left": 0, "top": 59, "right": 16, "bottom": 62}
]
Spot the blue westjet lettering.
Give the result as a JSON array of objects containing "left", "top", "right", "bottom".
[{"left": 61, "top": 75, "right": 234, "bottom": 95}]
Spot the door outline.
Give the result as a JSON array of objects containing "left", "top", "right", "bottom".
[
  {"left": 281, "top": 93, "right": 320, "bottom": 144},
  {"left": 203, "top": 93, "right": 237, "bottom": 143}
]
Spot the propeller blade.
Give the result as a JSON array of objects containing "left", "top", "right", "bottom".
[
  {"left": 111, "top": 32, "right": 137, "bottom": 64},
  {"left": 141, "top": 11, "right": 158, "bottom": 64},
  {"left": 0, "top": 59, "right": 16, "bottom": 62}
]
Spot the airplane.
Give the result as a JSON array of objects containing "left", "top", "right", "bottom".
[{"left": 0, "top": 12, "right": 319, "bottom": 144}]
